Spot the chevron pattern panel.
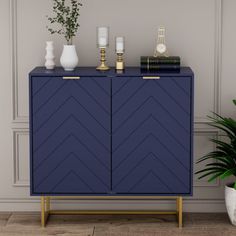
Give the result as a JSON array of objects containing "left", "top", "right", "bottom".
[
  {"left": 30, "top": 76, "right": 111, "bottom": 194},
  {"left": 112, "top": 77, "right": 192, "bottom": 194}
]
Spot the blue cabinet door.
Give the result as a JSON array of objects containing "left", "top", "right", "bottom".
[
  {"left": 112, "top": 76, "right": 192, "bottom": 195},
  {"left": 30, "top": 76, "right": 111, "bottom": 195}
]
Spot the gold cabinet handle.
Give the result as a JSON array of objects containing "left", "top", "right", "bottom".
[
  {"left": 63, "top": 76, "right": 81, "bottom": 80},
  {"left": 142, "top": 76, "right": 160, "bottom": 80}
]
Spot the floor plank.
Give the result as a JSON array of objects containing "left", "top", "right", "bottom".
[
  {"left": 0, "top": 213, "right": 11, "bottom": 227},
  {"left": 0, "top": 213, "right": 234, "bottom": 236}
]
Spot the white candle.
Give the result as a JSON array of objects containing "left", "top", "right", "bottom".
[
  {"left": 116, "top": 37, "right": 124, "bottom": 53},
  {"left": 99, "top": 37, "right": 107, "bottom": 47},
  {"left": 97, "top": 27, "right": 109, "bottom": 48}
]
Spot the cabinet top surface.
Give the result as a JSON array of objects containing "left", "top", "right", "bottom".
[{"left": 29, "top": 67, "right": 194, "bottom": 77}]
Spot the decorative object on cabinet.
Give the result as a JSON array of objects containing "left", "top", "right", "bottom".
[
  {"left": 196, "top": 99, "right": 236, "bottom": 226},
  {"left": 96, "top": 27, "right": 110, "bottom": 71},
  {"left": 29, "top": 67, "right": 194, "bottom": 227},
  {"left": 115, "top": 37, "right": 125, "bottom": 70},
  {"left": 46, "top": 0, "right": 82, "bottom": 71},
  {"left": 60, "top": 45, "right": 79, "bottom": 71},
  {"left": 140, "top": 56, "right": 181, "bottom": 72},
  {"left": 45, "top": 41, "right": 55, "bottom": 70},
  {"left": 154, "top": 26, "right": 169, "bottom": 57}
]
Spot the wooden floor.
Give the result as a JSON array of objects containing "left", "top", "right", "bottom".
[{"left": 0, "top": 213, "right": 235, "bottom": 235}]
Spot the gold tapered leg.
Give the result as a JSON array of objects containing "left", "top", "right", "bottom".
[
  {"left": 177, "top": 197, "right": 179, "bottom": 210},
  {"left": 177, "top": 197, "right": 183, "bottom": 228},
  {"left": 41, "top": 196, "right": 50, "bottom": 227},
  {"left": 46, "top": 197, "right": 50, "bottom": 212},
  {"left": 41, "top": 197, "right": 45, "bottom": 227}
]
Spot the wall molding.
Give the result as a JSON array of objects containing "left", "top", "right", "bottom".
[
  {"left": 214, "top": 0, "right": 223, "bottom": 116},
  {"left": 0, "top": 199, "right": 226, "bottom": 212},
  {"left": 10, "top": 0, "right": 28, "bottom": 124},
  {"left": 195, "top": 0, "right": 222, "bottom": 124},
  {"left": 13, "top": 129, "right": 30, "bottom": 187},
  {"left": 10, "top": 0, "right": 223, "bottom": 126},
  {"left": 193, "top": 130, "right": 220, "bottom": 187}
]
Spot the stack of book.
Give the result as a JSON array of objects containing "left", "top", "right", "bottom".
[{"left": 140, "top": 56, "right": 181, "bottom": 72}]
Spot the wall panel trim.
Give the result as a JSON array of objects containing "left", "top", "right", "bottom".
[
  {"left": 0, "top": 199, "right": 226, "bottom": 212},
  {"left": 195, "top": 0, "right": 222, "bottom": 124},
  {"left": 10, "top": 0, "right": 29, "bottom": 124},
  {"left": 193, "top": 130, "right": 220, "bottom": 187},
  {"left": 10, "top": 0, "right": 223, "bottom": 126},
  {"left": 13, "top": 129, "right": 30, "bottom": 187}
]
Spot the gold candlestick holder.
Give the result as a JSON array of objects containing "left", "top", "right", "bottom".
[
  {"left": 97, "top": 48, "right": 110, "bottom": 71},
  {"left": 116, "top": 53, "right": 124, "bottom": 70}
]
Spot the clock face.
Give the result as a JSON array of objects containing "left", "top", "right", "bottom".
[{"left": 156, "top": 43, "right": 167, "bottom": 54}]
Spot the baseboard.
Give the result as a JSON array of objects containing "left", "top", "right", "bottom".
[{"left": 0, "top": 198, "right": 226, "bottom": 212}]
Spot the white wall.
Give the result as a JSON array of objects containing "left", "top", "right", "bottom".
[{"left": 0, "top": 0, "right": 235, "bottom": 212}]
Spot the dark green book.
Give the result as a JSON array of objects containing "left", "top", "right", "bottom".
[
  {"left": 141, "top": 67, "right": 180, "bottom": 73},
  {"left": 141, "top": 64, "right": 180, "bottom": 71},
  {"left": 141, "top": 56, "right": 181, "bottom": 66}
]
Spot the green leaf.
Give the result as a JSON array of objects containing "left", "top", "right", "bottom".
[
  {"left": 197, "top": 170, "right": 223, "bottom": 180},
  {"left": 205, "top": 163, "right": 228, "bottom": 169},
  {"left": 220, "top": 168, "right": 236, "bottom": 179},
  {"left": 233, "top": 181, "right": 236, "bottom": 190},
  {"left": 208, "top": 114, "right": 236, "bottom": 137},
  {"left": 195, "top": 167, "right": 226, "bottom": 175},
  {"left": 208, "top": 172, "right": 223, "bottom": 182},
  {"left": 196, "top": 152, "right": 235, "bottom": 166}
]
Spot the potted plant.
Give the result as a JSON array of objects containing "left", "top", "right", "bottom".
[
  {"left": 196, "top": 100, "right": 236, "bottom": 225},
  {"left": 47, "top": 0, "right": 82, "bottom": 71}
]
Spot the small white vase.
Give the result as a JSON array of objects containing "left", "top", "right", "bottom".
[
  {"left": 225, "top": 184, "right": 236, "bottom": 225},
  {"left": 45, "top": 41, "right": 55, "bottom": 70},
  {"left": 60, "top": 45, "right": 78, "bottom": 71}
]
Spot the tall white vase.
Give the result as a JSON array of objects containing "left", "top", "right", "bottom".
[
  {"left": 45, "top": 41, "right": 55, "bottom": 70},
  {"left": 60, "top": 45, "right": 78, "bottom": 71},
  {"left": 225, "top": 184, "right": 236, "bottom": 225}
]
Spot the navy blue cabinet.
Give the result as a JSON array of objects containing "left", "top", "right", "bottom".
[{"left": 29, "top": 67, "right": 194, "bottom": 196}]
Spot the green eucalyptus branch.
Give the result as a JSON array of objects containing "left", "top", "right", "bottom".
[{"left": 46, "top": 0, "right": 82, "bottom": 45}]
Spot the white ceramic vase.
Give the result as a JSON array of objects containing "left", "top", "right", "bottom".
[
  {"left": 45, "top": 41, "right": 55, "bottom": 70},
  {"left": 60, "top": 45, "right": 78, "bottom": 71},
  {"left": 225, "top": 184, "right": 236, "bottom": 225}
]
